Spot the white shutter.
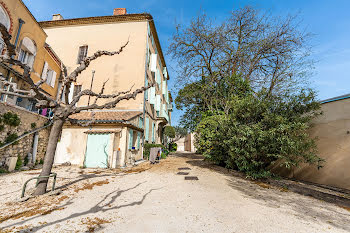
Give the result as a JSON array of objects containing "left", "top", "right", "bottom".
[
  {"left": 150, "top": 54, "right": 157, "bottom": 72},
  {"left": 155, "top": 95, "right": 161, "bottom": 111},
  {"left": 149, "top": 87, "right": 156, "bottom": 104},
  {"left": 163, "top": 67, "right": 168, "bottom": 79},
  {"left": 27, "top": 55, "right": 35, "bottom": 70},
  {"left": 41, "top": 62, "right": 48, "bottom": 80},
  {"left": 50, "top": 71, "right": 57, "bottom": 87}
]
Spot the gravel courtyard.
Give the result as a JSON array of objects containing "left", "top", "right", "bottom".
[{"left": 0, "top": 152, "right": 349, "bottom": 233}]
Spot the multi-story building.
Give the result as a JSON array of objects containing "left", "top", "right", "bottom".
[
  {"left": 0, "top": 0, "right": 62, "bottom": 115},
  {"left": 39, "top": 9, "right": 173, "bottom": 168}
]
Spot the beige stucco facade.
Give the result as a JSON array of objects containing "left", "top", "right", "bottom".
[
  {"left": 271, "top": 97, "right": 350, "bottom": 190},
  {"left": 40, "top": 13, "right": 172, "bottom": 167}
]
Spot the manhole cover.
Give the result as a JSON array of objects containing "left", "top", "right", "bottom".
[
  {"left": 178, "top": 167, "right": 191, "bottom": 170},
  {"left": 177, "top": 172, "right": 189, "bottom": 175},
  {"left": 185, "top": 176, "right": 199, "bottom": 180}
]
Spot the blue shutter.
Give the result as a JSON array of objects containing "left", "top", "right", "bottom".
[
  {"left": 150, "top": 87, "right": 156, "bottom": 104},
  {"left": 152, "top": 123, "right": 156, "bottom": 143},
  {"left": 151, "top": 123, "right": 155, "bottom": 143},
  {"left": 137, "top": 132, "right": 141, "bottom": 149},
  {"left": 139, "top": 117, "right": 144, "bottom": 128},
  {"left": 128, "top": 129, "right": 133, "bottom": 149},
  {"left": 145, "top": 117, "right": 149, "bottom": 141},
  {"left": 155, "top": 95, "right": 161, "bottom": 111},
  {"left": 145, "top": 77, "right": 148, "bottom": 100}
]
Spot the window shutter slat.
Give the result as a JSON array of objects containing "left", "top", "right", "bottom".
[
  {"left": 50, "top": 71, "right": 57, "bottom": 87},
  {"left": 41, "top": 62, "right": 48, "bottom": 80}
]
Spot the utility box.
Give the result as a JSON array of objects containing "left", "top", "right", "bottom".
[{"left": 5, "top": 156, "right": 18, "bottom": 172}]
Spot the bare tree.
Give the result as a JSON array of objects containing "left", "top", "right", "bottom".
[
  {"left": 169, "top": 6, "right": 313, "bottom": 96},
  {"left": 0, "top": 23, "right": 153, "bottom": 195}
]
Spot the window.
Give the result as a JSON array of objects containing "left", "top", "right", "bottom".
[
  {"left": 73, "top": 84, "right": 82, "bottom": 97},
  {"left": 45, "top": 69, "right": 54, "bottom": 85},
  {"left": 128, "top": 129, "right": 136, "bottom": 150},
  {"left": 137, "top": 132, "right": 141, "bottom": 149},
  {"left": 41, "top": 62, "right": 57, "bottom": 87},
  {"left": 18, "top": 49, "right": 30, "bottom": 63},
  {"left": 0, "top": 5, "right": 10, "bottom": 55},
  {"left": 77, "top": 45, "right": 88, "bottom": 64},
  {"left": 139, "top": 117, "right": 144, "bottom": 128},
  {"left": 145, "top": 77, "right": 149, "bottom": 101},
  {"left": 18, "top": 37, "right": 36, "bottom": 69},
  {"left": 145, "top": 117, "right": 149, "bottom": 141}
]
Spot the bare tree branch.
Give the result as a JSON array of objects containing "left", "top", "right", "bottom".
[{"left": 73, "top": 84, "right": 153, "bottom": 113}]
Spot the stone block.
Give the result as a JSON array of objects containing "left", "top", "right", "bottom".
[{"left": 5, "top": 156, "right": 18, "bottom": 172}]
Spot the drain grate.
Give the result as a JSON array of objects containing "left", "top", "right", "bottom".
[
  {"left": 177, "top": 172, "right": 189, "bottom": 175},
  {"left": 178, "top": 167, "right": 191, "bottom": 170},
  {"left": 185, "top": 176, "right": 199, "bottom": 180}
]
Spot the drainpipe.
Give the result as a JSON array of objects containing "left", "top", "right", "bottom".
[
  {"left": 3, "top": 18, "right": 25, "bottom": 102},
  {"left": 14, "top": 18, "right": 25, "bottom": 49},
  {"left": 6, "top": 18, "right": 25, "bottom": 78}
]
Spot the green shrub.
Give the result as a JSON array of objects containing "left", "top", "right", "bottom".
[
  {"left": 195, "top": 90, "right": 323, "bottom": 179},
  {"left": 169, "top": 142, "right": 177, "bottom": 152},
  {"left": 15, "top": 155, "right": 23, "bottom": 170},
  {"left": 31, "top": 122, "right": 37, "bottom": 129},
  {"left": 2, "top": 112, "right": 21, "bottom": 127},
  {"left": 39, "top": 158, "right": 44, "bottom": 165},
  {"left": 24, "top": 155, "right": 29, "bottom": 165},
  {"left": 164, "top": 126, "right": 176, "bottom": 139},
  {"left": 161, "top": 152, "right": 167, "bottom": 159},
  {"left": 0, "top": 168, "right": 9, "bottom": 174},
  {"left": 144, "top": 143, "right": 165, "bottom": 159},
  {"left": 0, "top": 124, "right": 4, "bottom": 132}
]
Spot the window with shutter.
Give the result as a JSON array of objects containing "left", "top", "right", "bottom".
[
  {"left": 137, "top": 132, "right": 141, "bottom": 149},
  {"left": 145, "top": 77, "right": 149, "bottom": 100},
  {"left": 77, "top": 45, "right": 88, "bottom": 64},
  {"left": 139, "top": 117, "right": 144, "bottom": 128},
  {"left": 145, "top": 117, "right": 149, "bottom": 141},
  {"left": 50, "top": 71, "right": 57, "bottom": 87},
  {"left": 18, "top": 37, "right": 37, "bottom": 69},
  {"left": 128, "top": 129, "right": 134, "bottom": 149},
  {"left": 45, "top": 69, "right": 54, "bottom": 85},
  {"left": 73, "top": 84, "right": 82, "bottom": 97}
]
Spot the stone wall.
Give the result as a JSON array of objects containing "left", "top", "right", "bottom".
[{"left": 0, "top": 102, "right": 50, "bottom": 165}]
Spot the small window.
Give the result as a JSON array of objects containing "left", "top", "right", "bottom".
[
  {"left": 73, "top": 84, "right": 82, "bottom": 97},
  {"left": 18, "top": 37, "right": 37, "bottom": 69},
  {"left": 77, "top": 45, "right": 88, "bottom": 64},
  {"left": 19, "top": 49, "right": 30, "bottom": 64}
]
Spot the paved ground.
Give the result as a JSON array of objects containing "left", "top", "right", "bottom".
[{"left": 0, "top": 152, "right": 349, "bottom": 233}]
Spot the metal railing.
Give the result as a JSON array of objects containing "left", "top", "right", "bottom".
[
  {"left": 0, "top": 121, "right": 53, "bottom": 151},
  {"left": 21, "top": 172, "right": 57, "bottom": 198}
]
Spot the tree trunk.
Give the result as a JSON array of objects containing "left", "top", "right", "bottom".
[{"left": 34, "top": 119, "right": 64, "bottom": 195}]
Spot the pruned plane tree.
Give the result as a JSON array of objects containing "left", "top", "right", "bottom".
[{"left": 0, "top": 23, "right": 153, "bottom": 195}]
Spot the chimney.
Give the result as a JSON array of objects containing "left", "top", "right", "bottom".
[
  {"left": 113, "top": 8, "right": 127, "bottom": 15},
  {"left": 52, "top": 14, "right": 64, "bottom": 21}
]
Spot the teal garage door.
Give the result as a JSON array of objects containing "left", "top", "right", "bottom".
[{"left": 85, "top": 134, "right": 110, "bottom": 168}]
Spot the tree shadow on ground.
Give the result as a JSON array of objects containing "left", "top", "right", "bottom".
[
  {"left": 2, "top": 182, "right": 161, "bottom": 232},
  {"left": 183, "top": 153, "right": 350, "bottom": 232}
]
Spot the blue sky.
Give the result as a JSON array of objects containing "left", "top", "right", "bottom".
[{"left": 23, "top": 0, "right": 350, "bottom": 126}]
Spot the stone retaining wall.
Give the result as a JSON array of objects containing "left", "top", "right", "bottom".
[{"left": 0, "top": 102, "right": 50, "bottom": 165}]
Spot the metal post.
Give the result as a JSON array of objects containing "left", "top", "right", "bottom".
[{"left": 87, "top": 70, "right": 95, "bottom": 106}]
